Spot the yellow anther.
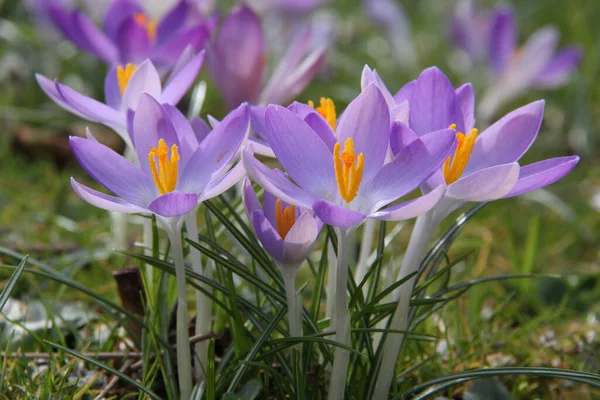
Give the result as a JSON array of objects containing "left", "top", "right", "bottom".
[
  {"left": 133, "top": 13, "right": 157, "bottom": 43},
  {"left": 333, "top": 138, "right": 364, "bottom": 203},
  {"left": 308, "top": 97, "right": 337, "bottom": 132},
  {"left": 148, "top": 139, "right": 180, "bottom": 195},
  {"left": 443, "top": 127, "right": 478, "bottom": 184},
  {"left": 275, "top": 199, "right": 296, "bottom": 239},
  {"left": 116, "top": 63, "right": 138, "bottom": 96}
]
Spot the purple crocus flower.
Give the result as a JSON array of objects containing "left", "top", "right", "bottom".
[
  {"left": 242, "top": 84, "right": 457, "bottom": 229},
  {"left": 207, "top": 4, "right": 327, "bottom": 109},
  {"left": 69, "top": 93, "right": 249, "bottom": 220},
  {"left": 451, "top": 1, "right": 582, "bottom": 119},
  {"left": 387, "top": 67, "right": 579, "bottom": 221},
  {"left": 36, "top": 51, "right": 205, "bottom": 149},
  {"left": 48, "top": 0, "right": 215, "bottom": 68}
]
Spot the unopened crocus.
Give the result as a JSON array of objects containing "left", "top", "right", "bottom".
[
  {"left": 372, "top": 67, "right": 580, "bottom": 399},
  {"left": 48, "top": 0, "right": 215, "bottom": 68},
  {"left": 36, "top": 51, "right": 205, "bottom": 150},
  {"left": 451, "top": 1, "right": 582, "bottom": 119},
  {"left": 207, "top": 4, "right": 327, "bottom": 109},
  {"left": 243, "top": 84, "right": 456, "bottom": 400},
  {"left": 243, "top": 177, "right": 322, "bottom": 337},
  {"left": 70, "top": 94, "right": 249, "bottom": 400}
]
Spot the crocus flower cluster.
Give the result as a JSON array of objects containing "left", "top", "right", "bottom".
[
  {"left": 48, "top": 0, "right": 215, "bottom": 68},
  {"left": 451, "top": 0, "right": 582, "bottom": 118}
]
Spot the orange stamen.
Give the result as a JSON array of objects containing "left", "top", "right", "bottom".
[
  {"left": 308, "top": 97, "right": 337, "bottom": 132},
  {"left": 443, "top": 124, "right": 478, "bottom": 184},
  {"left": 148, "top": 139, "right": 180, "bottom": 195},
  {"left": 333, "top": 138, "right": 364, "bottom": 202},
  {"left": 116, "top": 63, "right": 138, "bottom": 96},
  {"left": 275, "top": 199, "right": 296, "bottom": 239},
  {"left": 133, "top": 13, "right": 157, "bottom": 43}
]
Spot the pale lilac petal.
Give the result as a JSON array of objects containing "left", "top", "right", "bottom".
[
  {"left": 207, "top": 5, "right": 265, "bottom": 108},
  {"left": 363, "top": 129, "right": 455, "bottom": 212},
  {"left": 534, "top": 47, "right": 583, "bottom": 87},
  {"left": 122, "top": 60, "right": 162, "bottom": 112},
  {"left": 191, "top": 117, "right": 211, "bottom": 144},
  {"left": 243, "top": 177, "right": 262, "bottom": 218},
  {"left": 161, "top": 50, "right": 205, "bottom": 105},
  {"left": 369, "top": 185, "right": 445, "bottom": 221},
  {"left": 242, "top": 146, "right": 315, "bottom": 208},
  {"left": 162, "top": 104, "right": 198, "bottom": 162},
  {"left": 152, "top": 25, "right": 211, "bottom": 67},
  {"left": 455, "top": 83, "right": 475, "bottom": 131},
  {"left": 282, "top": 212, "right": 320, "bottom": 265},
  {"left": 447, "top": 163, "right": 520, "bottom": 201},
  {"left": 391, "top": 101, "right": 409, "bottom": 125},
  {"left": 389, "top": 122, "right": 419, "bottom": 155},
  {"left": 304, "top": 113, "right": 337, "bottom": 151},
  {"left": 503, "top": 156, "right": 579, "bottom": 198},
  {"left": 313, "top": 200, "right": 366, "bottom": 228},
  {"left": 116, "top": 17, "right": 152, "bottom": 64},
  {"left": 54, "top": 80, "right": 122, "bottom": 127},
  {"left": 252, "top": 210, "right": 284, "bottom": 261},
  {"left": 69, "top": 136, "right": 156, "bottom": 206},
  {"left": 104, "top": 65, "right": 122, "bottom": 110},
  {"left": 337, "top": 84, "right": 390, "bottom": 182},
  {"left": 465, "top": 101, "right": 544, "bottom": 174},
  {"left": 263, "top": 185, "right": 279, "bottom": 227},
  {"left": 199, "top": 162, "right": 247, "bottom": 201},
  {"left": 71, "top": 178, "right": 148, "bottom": 214},
  {"left": 179, "top": 104, "right": 250, "bottom": 193},
  {"left": 103, "top": 0, "right": 142, "bottom": 41},
  {"left": 248, "top": 137, "right": 275, "bottom": 157},
  {"left": 409, "top": 67, "right": 464, "bottom": 135},
  {"left": 361, "top": 65, "right": 396, "bottom": 109},
  {"left": 489, "top": 5, "right": 516, "bottom": 75},
  {"left": 157, "top": 0, "right": 189, "bottom": 43},
  {"left": 250, "top": 106, "right": 268, "bottom": 139},
  {"left": 132, "top": 94, "right": 180, "bottom": 175},
  {"left": 265, "top": 105, "right": 337, "bottom": 201},
  {"left": 49, "top": 6, "right": 89, "bottom": 50},
  {"left": 394, "top": 80, "right": 415, "bottom": 104},
  {"left": 147, "top": 191, "right": 198, "bottom": 217},
  {"left": 73, "top": 11, "right": 119, "bottom": 63}
]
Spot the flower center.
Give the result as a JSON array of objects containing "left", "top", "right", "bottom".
[
  {"left": 443, "top": 123, "right": 478, "bottom": 184},
  {"left": 133, "top": 13, "right": 157, "bottom": 43},
  {"left": 148, "top": 139, "right": 180, "bottom": 195},
  {"left": 334, "top": 138, "right": 364, "bottom": 203},
  {"left": 275, "top": 199, "right": 296, "bottom": 239},
  {"left": 308, "top": 97, "right": 337, "bottom": 131},
  {"left": 116, "top": 63, "right": 138, "bottom": 96}
]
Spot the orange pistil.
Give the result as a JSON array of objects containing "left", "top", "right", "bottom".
[
  {"left": 275, "top": 199, "right": 296, "bottom": 239},
  {"left": 443, "top": 124, "right": 478, "bottom": 184},
  {"left": 308, "top": 97, "right": 337, "bottom": 131},
  {"left": 333, "top": 138, "right": 364, "bottom": 203},
  {"left": 133, "top": 13, "right": 157, "bottom": 43},
  {"left": 148, "top": 139, "right": 180, "bottom": 195}
]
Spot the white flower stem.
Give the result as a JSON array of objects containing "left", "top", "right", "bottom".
[
  {"left": 327, "top": 228, "right": 352, "bottom": 400},
  {"left": 184, "top": 212, "right": 211, "bottom": 380},
  {"left": 282, "top": 269, "right": 302, "bottom": 338},
  {"left": 109, "top": 211, "right": 128, "bottom": 251},
  {"left": 141, "top": 216, "right": 153, "bottom": 292},
  {"left": 325, "top": 241, "right": 337, "bottom": 325},
  {"left": 373, "top": 213, "right": 437, "bottom": 400},
  {"left": 164, "top": 224, "right": 193, "bottom": 400},
  {"left": 354, "top": 218, "right": 376, "bottom": 291}
]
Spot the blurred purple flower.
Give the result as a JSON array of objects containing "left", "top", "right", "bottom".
[
  {"left": 69, "top": 93, "right": 249, "bottom": 220},
  {"left": 243, "top": 178, "right": 322, "bottom": 268},
  {"left": 47, "top": 0, "right": 216, "bottom": 68},
  {"left": 207, "top": 4, "right": 327, "bottom": 109},
  {"left": 243, "top": 84, "right": 456, "bottom": 229},
  {"left": 36, "top": 50, "right": 205, "bottom": 148}
]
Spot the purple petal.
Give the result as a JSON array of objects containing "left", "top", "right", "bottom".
[
  {"left": 152, "top": 24, "right": 211, "bottom": 67},
  {"left": 369, "top": 185, "right": 445, "bottom": 221},
  {"left": 191, "top": 117, "right": 211, "bottom": 144},
  {"left": 162, "top": 104, "right": 198, "bottom": 162},
  {"left": 116, "top": 17, "right": 152, "bottom": 64},
  {"left": 248, "top": 136, "right": 275, "bottom": 157},
  {"left": 179, "top": 104, "right": 250, "bottom": 194},
  {"left": 132, "top": 93, "right": 180, "bottom": 175},
  {"left": 242, "top": 146, "right": 315, "bottom": 209},
  {"left": 465, "top": 101, "right": 544, "bottom": 174},
  {"left": 103, "top": 0, "right": 142, "bottom": 41},
  {"left": 313, "top": 200, "right": 366, "bottom": 228},
  {"left": 287, "top": 101, "right": 337, "bottom": 150},
  {"left": 251, "top": 210, "right": 284, "bottom": 261},
  {"left": 282, "top": 211, "right": 320, "bottom": 265},
  {"left": 534, "top": 47, "right": 583, "bottom": 87},
  {"left": 448, "top": 162, "right": 520, "bottom": 201},
  {"left": 391, "top": 101, "right": 409, "bottom": 125},
  {"left": 147, "top": 191, "right": 198, "bottom": 217},
  {"left": 455, "top": 83, "right": 475, "bottom": 132},
  {"left": 104, "top": 65, "right": 122, "bottom": 110},
  {"left": 161, "top": 50, "right": 205, "bottom": 105},
  {"left": 265, "top": 105, "right": 337, "bottom": 201},
  {"left": 73, "top": 11, "right": 119, "bottom": 63},
  {"left": 200, "top": 162, "right": 246, "bottom": 202},
  {"left": 243, "top": 177, "right": 262, "bottom": 219},
  {"left": 71, "top": 178, "right": 148, "bottom": 214},
  {"left": 361, "top": 65, "right": 396, "bottom": 109},
  {"left": 69, "top": 136, "right": 156, "bottom": 206},
  {"left": 489, "top": 5, "right": 516, "bottom": 75},
  {"left": 394, "top": 80, "right": 415, "bottom": 104},
  {"left": 503, "top": 156, "right": 579, "bottom": 198},
  {"left": 262, "top": 186, "right": 280, "bottom": 228},
  {"left": 337, "top": 84, "right": 390, "bottom": 183},
  {"left": 409, "top": 67, "right": 464, "bottom": 135},
  {"left": 121, "top": 60, "right": 162, "bottom": 112},
  {"left": 250, "top": 106, "right": 268, "bottom": 139},
  {"left": 49, "top": 6, "right": 89, "bottom": 50},
  {"left": 157, "top": 0, "right": 189, "bottom": 44},
  {"left": 389, "top": 122, "right": 419, "bottom": 155},
  {"left": 363, "top": 128, "right": 455, "bottom": 212}
]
